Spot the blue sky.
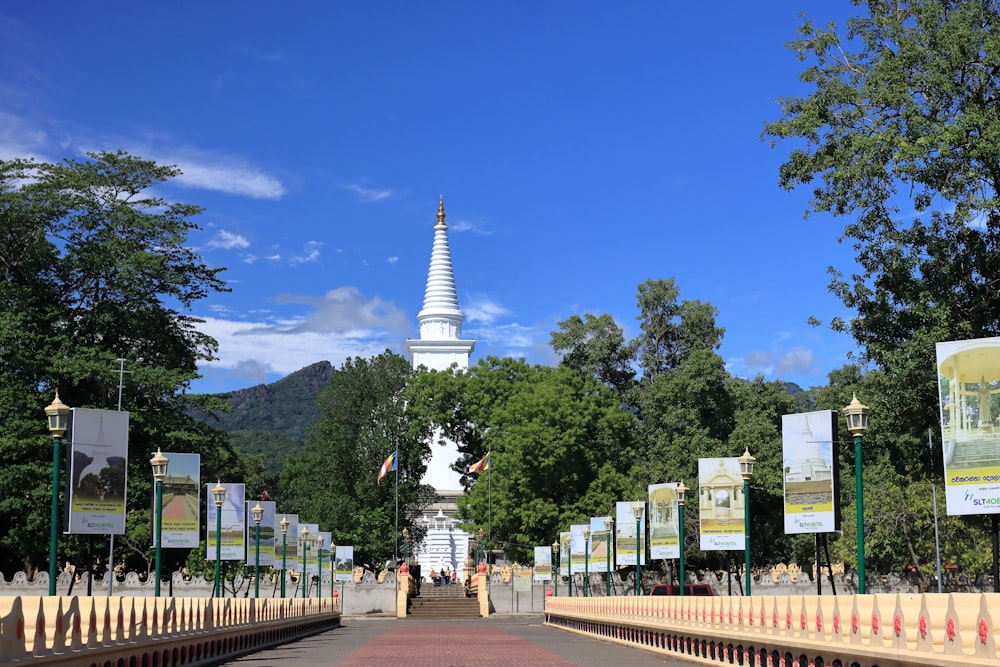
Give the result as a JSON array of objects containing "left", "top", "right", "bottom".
[{"left": 1, "top": 2, "right": 863, "bottom": 395}]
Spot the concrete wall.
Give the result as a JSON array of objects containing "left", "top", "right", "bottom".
[{"left": 0, "top": 569, "right": 399, "bottom": 617}]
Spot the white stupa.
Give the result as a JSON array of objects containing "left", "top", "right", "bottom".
[
  {"left": 784, "top": 415, "right": 833, "bottom": 484},
  {"left": 406, "top": 196, "right": 475, "bottom": 492}
]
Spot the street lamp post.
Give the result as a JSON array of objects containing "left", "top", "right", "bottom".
[
  {"left": 739, "top": 449, "right": 756, "bottom": 596},
  {"left": 316, "top": 534, "right": 324, "bottom": 599},
  {"left": 843, "top": 393, "right": 871, "bottom": 594},
  {"left": 44, "top": 391, "right": 70, "bottom": 596},
  {"left": 301, "top": 527, "right": 310, "bottom": 599},
  {"left": 279, "top": 515, "right": 289, "bottom": 597},
  {"left": 150, "top": 449, "right": 169, "bottom": 597},
  {"left": 632, "top": 502, "right": 644, "bottom": 596},
  {"left": 551, "top": 541, "right": 559, "bottom": 597},
  {"left": 251, "top": 502, "right": 263, "bottom": 598},
  {"left": 676, "top": 481, "right": 687, "bottom": 596},
  {"left": 402, "top": 528, "right": 409, "bottom": 564},
  {"left": 212, "top": 481, "right": 227, "bottom": 598},
  {"left": 582, "top": 526, "right": 591, "bottom": 597},
  {"left": 606, "top": 517, "right": 614, "bottom": 596}
]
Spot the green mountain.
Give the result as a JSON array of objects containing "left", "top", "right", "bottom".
[{"left": 190, "top": 361, "right": 333, "bottom": 473}]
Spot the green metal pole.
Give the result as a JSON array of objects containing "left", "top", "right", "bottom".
[
  {"left": 215, "top": 504, "right": 222, "bottom": 598},
  {"left": 855, "top": 433, "right": 866, "bottom": 594},
  {"left": 303, "top": 542, "right": 309, "bottom": 598},
  {"left": 606, "top": 534, "right": 611, "bottom": 596},
  {"left": 281, "top": 532, "right": 287, "bottom": 598},
  {"left": 254, "top": 523, "right": 260, "bottom": 598},
  {"left": 635, "top": 516, "right": 641, "bottom": 596},
  {"left": 584, "top": 542, "right": 589, "bottom": 597},
  {"left": 553, "top": 547, "right": 558, "bottom": 597},
  {"left": 49, "top": 434, "right": 60, "bottom": 596},
  {"left": 316, "top": 545, "right": 322, "bottom": 599},
  {"left": 744, "top": 477, "right": 751, "bottom": 596},
  {"left": 154, "top": 480, "right": 163, "bottom": 597},
  {"left": 679, "top": 503, "right": 685, "bottom": 597}
]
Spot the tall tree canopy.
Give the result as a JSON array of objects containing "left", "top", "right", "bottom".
[
  {"left": 406, "top": 357, "right": 637, "bottom": 562},
  {"left": 765, "top": 0, "right": 1000, "bottom": 473},
  {"left": 280, "top": 352, "right": 435, "bottom": 570},
  {"left": 0, "top": 152, "right": 232, "bottom": 574}
]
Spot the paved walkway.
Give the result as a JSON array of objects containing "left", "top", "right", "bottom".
[{"left": 217, "top": 616, "right": 691, "bottom": 666}]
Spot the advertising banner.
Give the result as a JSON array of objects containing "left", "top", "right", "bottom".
[
  {"left": 569, "top": 524, "right": 587, "bottom": 574},
  {"left": 615, "top": 501, "right": 645, "bottom": 566},
  {"left": 67, "top": 408, "right": 129, "bottom": 535},
  {"left": 334, "top": 545, "right": 354, "bottom": 581},
  {"left": 698, "top": 458, "right": 744, "bottom": 551},
  {"left": 301, "top": 523, "right": 320, "bottom": 574},
  {"left": 277, "top": 514, "right": 299, "bottom": 571},
  {"left": 559, "top": 531, "right": 570, "bottom": 577},
  {"left": 937, "top": 337, "right": 1000, "bottom": 515},
  {"left": 158, "top": 452, "right": 200, "bottom": 548},
  {"left": 648, "top": 483, "right": 680, "bottom": 559},
  {"left": 588, "top": 516, "right": 612, "bottom": 573},
  {"left": 244, "top": 500, "right": 276, "bottom": 567},
  {"left": 782, "top": 410, "right": 840, "bottom": 533},
  {"left": 205, "top": 483, "right": 245, "bottom": 561},
  {"left": 317, "top": 530, "right": 332, "bottom": 578},
  {"left": 533, "top": 546, "right": 553, "bottom": 581}
]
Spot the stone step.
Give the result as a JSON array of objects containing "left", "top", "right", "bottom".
[{"left": 407, "top": 597, "right": 480, "bottom": 620}]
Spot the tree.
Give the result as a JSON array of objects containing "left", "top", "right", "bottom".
[
  {"left": 550, "top": 313, "right": 636, "bottom": 396},
  {"left": 764, "top": 1, "right": 1000, "bottom": 474},
  {"left": 634, "top": 278, "right": 723, "bottom": 379},
  {"left": 0, "top": 152, "right": 231, "bottom": 574},
  {"left": 407, "top": 357, "right": 637, "bottom": 562},
  {"left": 279, "top": 352, "right": 434, "bottom": 570}
]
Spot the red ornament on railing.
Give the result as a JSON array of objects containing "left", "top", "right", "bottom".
[
  {"left": 919, "top": 615, "right": 928, "bottom": 639},
  {"left": 816, "top": 612, "right": 822, "bottom": 632},
  {"left": 872, "top": 613, "right": 880, "bottom": 636},
  {"left": 851, "top": 613, "right": 859, "bottom": 635},
  {"left": 947, "top": 617, "right": 956, "bottom": 641},
  {"left": 893, "top": 614, "right": 902, "bottom": 637},
  {"left": 980, "top": 618, "right": 989, "bottom": 645}
]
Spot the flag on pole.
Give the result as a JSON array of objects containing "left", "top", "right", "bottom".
[
  {"left": 378, "top": 451, "right": 397, "bottom": 482},
  {"left": 468, "top": 452, "right": 490, "bottom": 473}
]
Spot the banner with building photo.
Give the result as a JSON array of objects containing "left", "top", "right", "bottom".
[
  {"left": 648, "top": 483, "right": 680, "bottom": 559},
  {"left": 588, "top": 516, "right": 612, "bottom": 573},
  {"left": 301, "top": 522, "right": 320, "bottom": 574},
  {"left": 67, "top": 408, "right": 129, "bottom": 535},
  {"left": 158, "top": 452, "right": 200, "bottom": 548},
  {"left": 533, "top": 546, "right": 552, "bottom": 581},
  {"left": 937, "top": 337, "right": 1000, "bottom": 515},
  {"left": 244, "top": 500, "right": 276, "bottom": 567},
  {"left": 782, "top": 410, "right": 840, "bottom": 533},
  {"left": 334, "top": 545, "right": 354, "bottom": 581},
  {"left": 569, "top": 524, "right": 588, "bottom": 574},
  {"left": 698, "top": 458, "right": 745, "bottom": 551},
  {"left": 317, "top": 530, "right": 332, "bottom": 578},
  {"left": 205, "top": 483, "right": 245, "bottom": 561},
  {"left": 275, "top": 514, "right": 299, "bottom": 571},
  {"left": 559, "top": 531, "right": 570, "bottom": 577},
  {"left": 615, "top": 501, "right": 645, "bottom": 566}
]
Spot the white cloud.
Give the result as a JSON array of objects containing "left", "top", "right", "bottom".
[
  {"left": 168, "top": 154, "right": 285, "bottom": 199},
  {"left": 196, "top": 315, "right": 399, "bottom": 376},
  {"left": 775, "top": 346, "right": 817, "bottom": 376},
  {"left": 464, "top": 296, "right": 510, "bottom": 324},
  {"left": 0, "top": 112, "right": 50, "bottom": 162},
  {"left": 387, "top": 256, "right": 399, "bottom": 264},
  {"left": 291, "top": 241, "right": 321, "bottom": 264},
  {"left": 206, "top": 230, "right": 250, "bottom": 250},
  {"left": 343, "top": 183, "right": 396, "bottom": 202}
]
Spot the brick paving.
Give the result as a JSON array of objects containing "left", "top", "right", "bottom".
[{"left": 217, "top": 616, "right": 689, "bottom": 667}]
